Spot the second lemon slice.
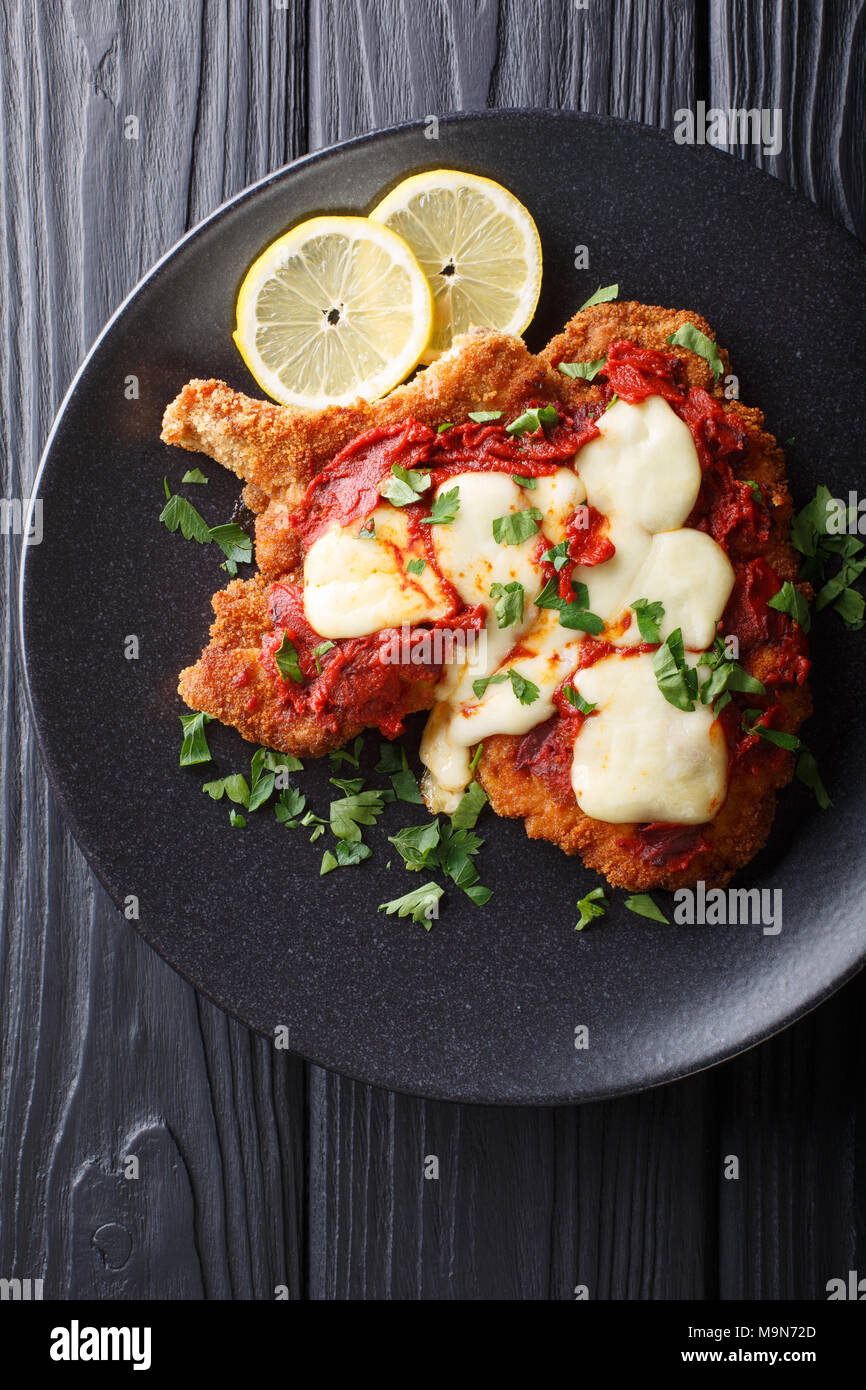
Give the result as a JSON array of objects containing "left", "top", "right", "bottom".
[
  {"left": 370, "top": 170, "right": 542, "bottom": 362},
  {"left": 233, "top": 216, "right": 433, "bottom": 408}
]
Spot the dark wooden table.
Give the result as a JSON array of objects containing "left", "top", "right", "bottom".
[{"left": 2, "top": 0, "right": 864, "bottom": 1301}]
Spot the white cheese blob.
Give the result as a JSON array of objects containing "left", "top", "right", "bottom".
[
  {"left": 531, "top": 468, "right": 586, "bottom": 542},
  {"left": 303, "top": 505, "right": 449, "bottom": 638},
  {"left": 570, "top": 652, "right": 727, "bottom": 824},
  {"left": 613, "top": 528, "right": 735, "bottom": 651},
  {"left": 576, "top": 395, "right": 701, "bottom": 533},
  {"left": 572, "top": 514, "right": 652, "bottom": 622}
]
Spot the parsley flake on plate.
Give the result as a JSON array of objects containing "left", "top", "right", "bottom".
[
  {"left": 578, "top": 283, "right": 618, "bottom": 312},
  {"left": 378, "top": 882, "right": 444, "bottom": 929},
  {"left": 625, "top": 893, "right": 670, "bottom": 924},
  {"left": 576, "top": 886, "right": 608, "bottom": 930},
  {"left": 468, "top": 409, "right": 503, "bottom": 423},
  {"left": 179, "top": 711, "right": 214, "bottom": 766}
]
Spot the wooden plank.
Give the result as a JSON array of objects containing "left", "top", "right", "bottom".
[
  {"left": 305, "top": 0, "right": 711, "bottom": 1301},
  {"left": 0, "top": 0, "right": 307, "bottom": 1299},
  {"left": 710, "top": 0, "right": 866, "bottom": 1299},
  {"left": 709, "top": 0, "right": 865, "bottom": 236}
]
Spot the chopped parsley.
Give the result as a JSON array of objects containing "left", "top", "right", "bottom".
[
  {"left": 472, "top": 668, "right": 540, "bottom": 705},
  {"left": 665, "top": 321, "right": 724, "bottom": 380},
  {"left": 312, "top": 639, "right": 335, "bottom": 673},
  {"left": 625, "top": 893, "right": 670, "bottom": 924},
  {"left": 202, "top": 772, "right": 250, "bottom": 805},
  {"left": 320, "top": 850, "right": 337, "bottom": 875},
  {"left": 358, "top": 520, "right": 376, "bottom": 539},
  {"left": 159, "top": 481, "right": 252, "bottom": 574},
  {"left": 506, "top": 404, "right": 559, "bottom": 437},
  {"left": 274, "top": 633, "right": 303, "bottom": 684},
  {"left": 743, "top": 711, "right": 831, "bottom": 808},
  {"left": 697, "top": 637, "right": 765, "bottom": 712},
  {"left": 275, "top": 785, "right": 307, "bottom": 825},
  {"left": 382, "top": 463, "right": 431, "bottom": 506},
  {"left": 534, "top": 577, "right": 604, "bottom": 634},
  {"left": 469, "top": 743, "right": 484, "bottom": 773},
  {"left": 329, "top": 788, "right": 388, "bottom": 842},
  {"left": 578, "top": 283, "right": 619, "bottom": 312},
  {"left": 436, "top": 421, "right": 454, "bottom": 433},
  {"left": 630, "top": 597, "right": 665, "bottom": 644},
  {"left": 378, "top": 882, "right": 444, "bottom": 928},
  {"left": 576, "top": 887, "right": 608, "bottom": 931},
  {"left": 489, "top": 580, "right": 525, "bottom": 628},
  {"left": 182, "top": 468, "right": 208, "bottom": 484},
  {"left": 652, "top": 628, "right": 698, "bottom": 712},
  {"left": 511, "top": 473, "right": 539, "bottom": 489},
  {"left": 179, "top": 711, "right": 214, "bottom": 766},
  {"left": 767, "top": 579, "right": 811, "bottom": 633},
  {"left": 492, "top": 507, "right": 543, "bottom": 545},
  {"left": 406, "top": 557, "right": 426, "bottom": 574},
  {"left": 160, "top": 482, "right": 212, "bottom": 543},
  {"left": 559, "top": 357, "right": 607, "bottom": 382},
  {"left": 422, "top": 486, "right": 460, "bottom": 526},
  {"left": 468, "top": 409, "right": 503, "bottom": 422},
  {"left": 543, "top": 539, "right": 570, "bottom": 572},
  {"left": 744, "top": 479, "right": 762, "bottom": 502},
  {"left": 229, "top": 809, "right": 246, "bottom": 828},
  {"left": 791, "top": 485, "right": 866, "bottom": 630},
  {"left": 210, "top": 523, "right": 253, "bottom": 576},
  {"left": 564, "top": 685, "right": 597, "bottom": 715}
]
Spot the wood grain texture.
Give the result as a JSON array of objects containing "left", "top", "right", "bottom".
[
  {"left": 710, "top": 0, "right": 866, "bottom": 236},
  {"left": 1, "top": 0, "right": 863, "bottom": 1304},
  {"left": 0, "top": 0, "right": 307, "bottom": 1301}
]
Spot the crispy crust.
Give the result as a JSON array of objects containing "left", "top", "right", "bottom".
[{"left": 162, "top": 303, "right": 811, "bottom": 888}]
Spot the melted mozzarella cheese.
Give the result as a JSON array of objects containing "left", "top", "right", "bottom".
[
  {"left": 303, "top": 505, "right": 449, "bottom": 638},
  {"left": 572, "top": 514, "right": 652, "bottom": 621},
  {"left": 576, "top": 396, "right": 701, "bottom": 533},
  {"left": 612, "top": 528, "right": 735, "bottom": 651},
  {"left": 302, "top": 391, "right": 733, "bottom": 826},
  {"left": 531, "top": 468, "right": 586, "bottom": 541},
  {"left": 570, "top": 652, "right": 727, "bottom": 824}
]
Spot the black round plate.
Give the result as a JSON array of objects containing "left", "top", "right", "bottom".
[{"left": 21, "top": 112, "right": 866, "bottom": 1104}]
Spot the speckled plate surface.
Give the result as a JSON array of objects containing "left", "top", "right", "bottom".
[{"left": 20, "top": 112, "right": 866, "bottom": 1104}]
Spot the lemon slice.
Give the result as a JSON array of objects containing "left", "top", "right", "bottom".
[
  {"left": 370, "top": 170, "right": 542, "bottom": 362},
  {"left": 233, "top": 216, "right": 434, "bottom": 408}
]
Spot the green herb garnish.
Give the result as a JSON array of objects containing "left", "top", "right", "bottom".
[
  {"left": 489, "top": 580, "right": 525, "bottom": 628},
  {"left": 630, "top": 598, "right": 665, "bottom": 644},
  {"left": 558, "top": 357, "right": 606, "bottom": 381},
  {"left": 179, "top": 711, "right": 214, "bottom": 766},
  {"left": 468, "top": 409, "right": 503, "bottom": 423},
  {"left": 492, "top": 507, "right": 543, "bottom": 545},
  {"left": 506, "top": 405, "right": 559, "bottom": 437},
  {"left": 274, "top": 633, "right": 303, "bottom": 685},
  {"left": 576, "top": 887, "right": 608, "bottom": 930},
  {"left": 578, "top": 284, "right": 618, "bottom": 312},
  {"left": 625, "top": 893, "right": 670, "bottom": 923},
  {"left": 767, "top": 580, "right": 811, "bottom": 633},
  {"left": 665, "top": 321, "right": 724, "bottom": 380},
  {"left": 422, "top": 486, "right": 460, "bottom": 526},
  {"left": 652, "top": 628, "right": 698, "bottom": 712},
  {"left": 382, "top": 463, "right": 431, "bottom": 506}
]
